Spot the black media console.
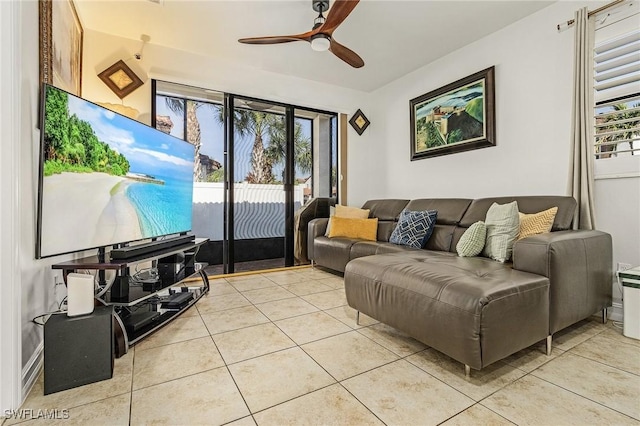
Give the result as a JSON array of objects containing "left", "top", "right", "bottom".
[{"left": 52, "top": 238, "right": 209, "bottom": 358}]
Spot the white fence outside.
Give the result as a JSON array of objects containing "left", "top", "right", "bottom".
[{"left": 192, "top": 182, "right": 305, "bottom": 241}]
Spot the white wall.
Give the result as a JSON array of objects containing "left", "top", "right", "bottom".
[
  {"left": 352, "top": 2, "right": 583, "bottom": 204},
  {"left": 80, "top": 30, "right": 369, "bottom": 125},
  {"left": 352, "top": 1, "right": 639, "bottom": 315},
  {"left": 1, "top": 0, "right": 23, "bottom": 413},
  {"left": 4, "top": 18, "right": 368, "bottom": 409}
]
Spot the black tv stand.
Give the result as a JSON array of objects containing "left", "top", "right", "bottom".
[
  {"left": 52, "top": 238, "right": 209, "bottom": 358},
  {"left": 110, "top": 234, "right": 195, "bottom": 259}
]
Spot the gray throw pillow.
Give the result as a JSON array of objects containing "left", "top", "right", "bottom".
[
  {"left": 456, "top": 221, "right": 486, "bottom": 257},
  {"left": 482, "top": 201, "right": 520, "bottom": 263}
]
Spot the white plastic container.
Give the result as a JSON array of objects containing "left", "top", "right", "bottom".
[{"left": 619, "top": 266, "right": 640, "bottom": 340}]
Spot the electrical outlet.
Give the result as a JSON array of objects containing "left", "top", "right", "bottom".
[
  {"left": 617, "top": 262, "right": 632, "bottom": 272},
  {"left": 54, "top": 275, "right": 64, "bottom": 286}
]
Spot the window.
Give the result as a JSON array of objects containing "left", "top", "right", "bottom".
[{"left": 593, "top": 5, "right": 640, "bottom": 160}]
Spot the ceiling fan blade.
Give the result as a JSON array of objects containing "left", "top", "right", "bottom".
[
  {"left": 320, "top": 0, "right": 360, "bottom": 35},
  {"left": 238, "top": 31, "right": 314, "bottom": 45},
  {"left": 329, "top": 39, "right": 364, "bottom": 68}
]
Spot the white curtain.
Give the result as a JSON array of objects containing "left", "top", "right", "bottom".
[{"left": 568, "top": 7, "right": 596, "bottom": 230}]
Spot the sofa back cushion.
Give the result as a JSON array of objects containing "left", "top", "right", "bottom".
[
  {"left": 361, "top": 199, "right": 410, "bottom": 242},
  {"left": 404, "top": 199, "right": 473, "bottom": 251},
  {"left": 361, "top": 199, "right": 410, "bottom": 221},
  {"left": 459, "top": 196, "right": 576, "bottom": 230},
  {"left": 452, "top": 196, "right": 577, "bottom": 254}
]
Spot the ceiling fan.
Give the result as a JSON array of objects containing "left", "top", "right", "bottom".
[{"left": 238, "top": 0, "right": 364, "bottom": 68}]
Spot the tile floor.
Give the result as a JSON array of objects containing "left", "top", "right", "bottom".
[{"left": 7, "top": 267, "right": 640, "bottom": 425}]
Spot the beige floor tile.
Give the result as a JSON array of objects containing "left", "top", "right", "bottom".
[
  {"left": 406, "top": 349, "right": 526, "bottom": 401},
  {"left": 532, "top": 352, "right": 640, "bottom": 419},
  {"left": 13, "top": 351, "right": 133, "bottom": 418},
  {"left": 295, "top": 269, "right": 339, "bottom": 281},
  {"left": 14, "top": 393, "right": 131, "bottom": 426},
  {"left": 569, "top": 333, "right": 640, "bottom": 375},
  {"left": 600, "top": 323, "right": 640, "bottom": 348},
  {"left": 230, "top": 276, "right": 278, "bottom": 292},
  {"left": 213, "top": 323, "right": 295, "bottom": 364},
  {"left": 502, "top": 339, "right": 564, "bottom": 373},
  {"left": 131, "top": 367, "right": 249, "bottom": 425},
  {"left": 208, "top": 279, "right": 240, "bottom": 296},
  {"left": 552, "top": 318, "right": 606, "bottom": 351},
  {"left": 301, "top": 289, "right": 348, "bottom": 310},
  {"left": 242, "top": 286, "right": 296, "bottom": 304},
  {"left": 196, "top": 292, "right": 251, "bottom": 315},
  {"left": 281, "top": 280, "right": 334, "bottom": 296},
  {"left": 314, "top": 276, "right": 345, "bottom": 289},
  {"left": 264, "top": 272, "right": 308, "bottom": 285},
  {"left": 275, "top": 311, "right": 351, "bottom": 344},
  {"left": 483, "top": 375, "right": 637, "bottom": 425},
  {"left": 229, "top": 347, "right": 335, "bottom": 413},
  {"left": 301, "top": 331, "right": 398, "bottom": 380},
  {"left": 134, "top": 315, "right": 209, "bottom": 351},
  {"left": 226, "top": 416, "right": 257, "bottom": 426},
  {"left": 343, "top": 360, "right": 473, "bottom": 426},
  {"left": 358, "top": 323, "right": 428, "bottom": 356},
  {"left": 133, "top": 336, "right": 224, "bottom": 390},
  {"left": 253, "top": 384, "right": 383, "bottom": 426},
  {"left": 226, "top": 273, "right": 269, "bottom": 283},
  {"left": 255, "top": 297, "right": 319, "bottom": 321},
  {"left": 441, "top": 404, "right": 514, "bottom": 426},
  {"left": 324, "top": 305, "right": 379, "bottom": 329},
  {"left": 201, "top": 305, "right": 270, "bottom": 335}
]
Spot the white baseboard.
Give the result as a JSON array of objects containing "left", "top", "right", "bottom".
[{"left": 21, "top": 341, "right": 43, "bottom": 405}]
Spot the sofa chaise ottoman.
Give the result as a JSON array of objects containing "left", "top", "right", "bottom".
[{"left": 308, "top": 196, "right": 612, "bottom": 374}]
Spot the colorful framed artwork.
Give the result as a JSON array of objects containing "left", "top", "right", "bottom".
[
  {"left": 39, "top": 0, "right": 83, "bottom": 96},
  {"left": 410, "top": 66, "right": 495, "bottom": 160}
]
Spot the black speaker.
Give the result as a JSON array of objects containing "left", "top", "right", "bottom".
[{"left": 44, "top": 306, "right": 114, "bottom": 394}]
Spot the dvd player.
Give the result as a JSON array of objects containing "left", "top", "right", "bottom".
[
  {"left": 161, "top": 292, "right": 194, "bottom": 309},
  {"left": 110, "top": 235, "right": 194, "bottom": 259}
]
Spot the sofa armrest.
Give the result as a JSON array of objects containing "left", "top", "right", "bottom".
[
  {"left": 308, "top": 218, "right": 329, "bottom": 261},
  {"left": 512, "top": 230, "right": 612, "bottom": 334}
]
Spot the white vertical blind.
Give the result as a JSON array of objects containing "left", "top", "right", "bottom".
[{"left": 594, "top": 21, "right": 640, "bottom": 158}]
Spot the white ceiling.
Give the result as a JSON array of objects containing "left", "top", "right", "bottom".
[{"left": 74, "top": 0, "right": 554, "bottom": 92}]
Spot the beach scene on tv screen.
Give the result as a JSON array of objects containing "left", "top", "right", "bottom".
[{"left": 40, "top": 86, "right": 195, "bottom": 257}]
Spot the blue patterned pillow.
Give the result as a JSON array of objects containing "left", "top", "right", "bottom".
[{"left": 389, "top": 209, "right": 438, "bottom": 248}]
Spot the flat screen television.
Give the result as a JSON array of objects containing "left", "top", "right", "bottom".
[{"left": 36, "top": 84, "right": 196, "bottom": 258}]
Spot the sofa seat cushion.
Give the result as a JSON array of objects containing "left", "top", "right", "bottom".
[
  {"left": 350, "top": 241, "right": 419, "bottom": 260},
  {"left": 344, "top": 252, "right": 550, "bottom": 369}
]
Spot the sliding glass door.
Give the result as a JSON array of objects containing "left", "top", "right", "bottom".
[{"left": 153, "top": 81, "right": 337, "bottom": 275}]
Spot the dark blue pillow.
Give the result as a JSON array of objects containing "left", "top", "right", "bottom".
[{"left": 389, "top": 209, "right": 438, "bottom": 248}]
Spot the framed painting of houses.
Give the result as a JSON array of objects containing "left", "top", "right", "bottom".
[
  {"left": 410, "top": 67, "right": 495, "bottom": 160},
  {"left": 39, "top": 0, "right": 83, "bottom": 96}
]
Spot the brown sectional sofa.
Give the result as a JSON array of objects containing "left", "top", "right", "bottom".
[{"left": 307, "top": 196, "right": 612, "bottom": 374}]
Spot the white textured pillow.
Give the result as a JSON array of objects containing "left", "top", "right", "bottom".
[
  {"left": 456, "top": 221, "right": 486, "bottom": 257},
  {"left": 482, "top": 201, "right": 520, "bottom": 262}
]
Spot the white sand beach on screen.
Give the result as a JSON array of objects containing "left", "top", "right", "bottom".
[{"left": 40, "top": 172, "right": 143, "bottom": 256}]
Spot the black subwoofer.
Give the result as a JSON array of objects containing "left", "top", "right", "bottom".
[{"left": 44, "top": 306, "right": 114, "bottom": 394}]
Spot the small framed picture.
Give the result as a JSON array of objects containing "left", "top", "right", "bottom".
[
  {"left": 349, "top": 109, "right": 370, "bottom": 135},
  {"left": 97, "top": 60, "right": 144, "bottom": 99}
]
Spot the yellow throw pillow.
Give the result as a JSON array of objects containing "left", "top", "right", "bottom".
[
  {"left": 518, "top": 207, "right": 558, "bottom": 240},
  {"left": 335, "top": 205, "right": 370, "bottom": 218},
  {"left": 328, "top": 216, "right": 378, "bottom": 241}
]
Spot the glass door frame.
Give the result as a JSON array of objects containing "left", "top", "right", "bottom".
[{"left": 152, "top": 80, "right": 337, "bottom": 275}]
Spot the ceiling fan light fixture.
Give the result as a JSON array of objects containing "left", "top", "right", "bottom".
[{"left": 311, "top": 34, "right": 330, "bottom": 52}]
